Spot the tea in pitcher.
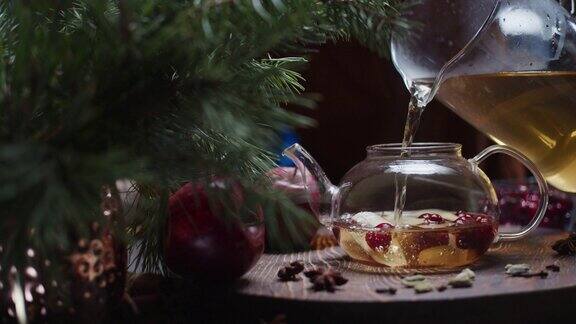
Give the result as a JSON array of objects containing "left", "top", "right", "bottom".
[{"left": 437, "top": 71, "right": 576, "bottom": 192}]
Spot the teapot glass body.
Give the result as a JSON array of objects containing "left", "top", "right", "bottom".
[{"left": 284, "top": 143, "right": 548, "bottom": 269}]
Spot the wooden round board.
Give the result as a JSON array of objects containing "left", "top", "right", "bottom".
[
  {"left": 125, "top": 230, "right": 575, "bottom": 323},
  {"left": 238, "top": 230, "right": 576, "bottom": 303}
]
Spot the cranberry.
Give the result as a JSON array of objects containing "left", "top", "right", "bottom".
[
  {"left": 365, "top": 223, "right": 394, "bottom": 251},
  {"left": 456, "top": 226, "right": 494, "bottom": 250},
  {"left": 475, "top": 215, "right": 491, "bottom": 224},
  {"left": 497, "top": 184, "right": 573, "bottom": 229},
  {"left": 455, "top": 210, "right": 474, "bottom": 218},
  {"left": 418, "top": 213, "right": 445, "bottom": 225},
  {"left": 455, "top": 214, "right": 475, "bottom": 225},
  {"left": 454, "top": 215, "right": 495, "bottom": 250}
]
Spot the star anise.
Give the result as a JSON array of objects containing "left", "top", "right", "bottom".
[
  {"left": 277, "top": 261, "right": 304, "bottom": 281},
  {"left": 304, "top": 267, "right": 348, "bottom": 292},
  {"left": 552, "top": 233, "right": 576, "bottom": 255}
]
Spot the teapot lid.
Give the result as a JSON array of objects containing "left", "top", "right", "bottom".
[{"left": 367, "top": 142, "right": 462, "bottom": 157}]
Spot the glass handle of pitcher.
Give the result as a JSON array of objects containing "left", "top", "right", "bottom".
[{"left": 469, "top": 145, "right": 549, "bottom": 241}]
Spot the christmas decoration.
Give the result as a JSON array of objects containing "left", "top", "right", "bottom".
[
  {"left": 165, "top": 182, "right": 265, "bottom": 281},
  {"left": 1, "top": 186, "right": 126, "bottom": 323}
]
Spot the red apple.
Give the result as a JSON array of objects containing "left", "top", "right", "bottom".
[{"left": 164, "top": 182, "right": 265, "bottom": 282}]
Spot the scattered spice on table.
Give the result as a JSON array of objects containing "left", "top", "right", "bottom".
[
  {"left": 552, "top": 232, "right": 576, "bottom": 255},
  {"left": 505, "top": 264, "right": 549, "bottom": 278},
  {"left": 304, "top": 268, "right": 348, "bottom": 292},
  {"left": 401, "top": 275, "right": 436, "bottom": 294},
  {"left": 375, "top": 287, "right": 397, "bottom": 295},
  {"left": 277, "top": 261, "right": 304, "bottom": 281},
  {"left": 401, "top": 275, "right": 426, "bottom": 288},
  {"left": 414, "top": 281, "right": 434, "bottom": 294},
  {"left": 448, "top": 268, "right": 476, "bottom": 288},
  {"left": 505, "top": 264, "right": 531, "bottom": 276},
  {"left": 545, "top": 264, "right": 560, "bottom": 272}
]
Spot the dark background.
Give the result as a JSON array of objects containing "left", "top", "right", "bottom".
[{"left": 292, "top": 41, "right": 526, "bottom": 183}]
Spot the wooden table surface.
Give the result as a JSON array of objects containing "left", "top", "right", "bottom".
[
  {"left": 239, "top": 230, "right": 576, "bottom": 303},
  {"left": 128, "top": 230, "right": 576, "bottom": 323}
]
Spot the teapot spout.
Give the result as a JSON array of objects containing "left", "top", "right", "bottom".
[{"left": 282, "top": 144, "right": 339, "bottom": 223}]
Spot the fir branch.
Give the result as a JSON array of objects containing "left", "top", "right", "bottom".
[{"left": 0, "top": 0, "right": 411, "bottom": 280}]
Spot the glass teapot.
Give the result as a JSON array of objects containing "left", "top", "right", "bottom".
[{"left": 283, "top": 143, "right": 548, "bottom": 269}]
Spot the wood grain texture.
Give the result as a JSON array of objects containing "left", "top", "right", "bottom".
[
  {"left": 238, "top": 229, "right": 576, "bottom": 302},
  {"left": 126, "top": 230, "right": 576, "bottom": 323}
]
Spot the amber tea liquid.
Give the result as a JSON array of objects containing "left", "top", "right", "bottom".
[
  {"left": 437, "top": 71, "right": 576, "bottom": 192},
  {"left": 333, "top": 211, "right": 497, "bottom": 269}
]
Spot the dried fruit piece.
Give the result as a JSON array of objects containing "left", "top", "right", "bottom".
[
  {"left": 397, "top": 230, "right": 450, "bottom": 266},
  {"left": 418, "top": 246, "right": 475, "bottom": 267},
  {"left": 339, "top": 230, "right": 372, "bottom": 262},
  {"left": 418, "top": 213, "right": 445, "bottom": 225},
  {"left": 393, "top": 209, "right": 459, "bottom": 223},
  {"left": 346, "top": 227, "right": 407, "bottom": 267},
  {"left": 366, "top": 236, "right": 408, "bottom": 267},
  {"left": 352, "top": 212, "right": 386, "bottom": 228}
]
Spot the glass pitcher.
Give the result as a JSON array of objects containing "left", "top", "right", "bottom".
[
  {"left": 283, "top": 143, "right": 548, "bottom": 269},
  {"left": 392, "top": 0, "right": 576, "bottom": 192}
]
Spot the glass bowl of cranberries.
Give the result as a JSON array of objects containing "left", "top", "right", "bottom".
[
  {"left": 284, "top": 142, "right": 550, "bottom": 271},
  {"left": 496, "top": 180, "right": 574, "bottom": 230}
]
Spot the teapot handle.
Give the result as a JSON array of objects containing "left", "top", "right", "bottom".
[{"left": 469, "top": 145, "right": 549, "bottom": 241}]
